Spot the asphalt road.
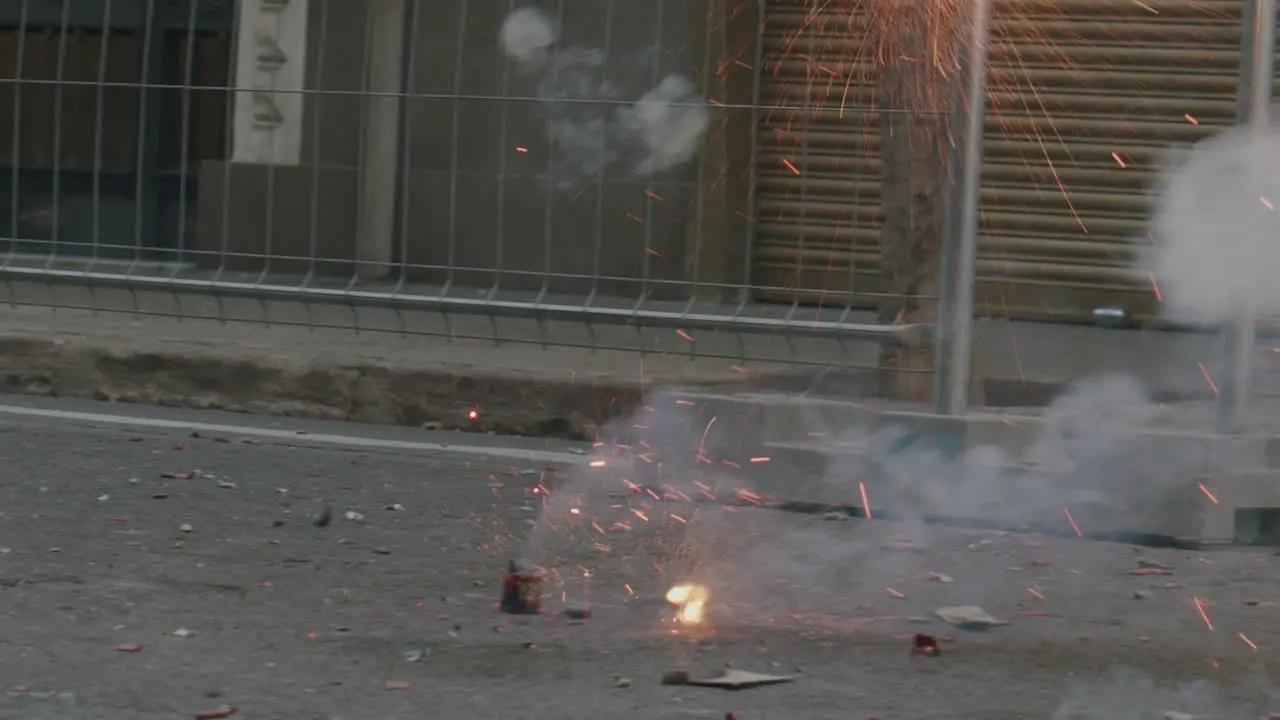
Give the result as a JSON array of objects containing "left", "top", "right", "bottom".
[{"left": 1, "top": 396, "right": 1279, "bottom": 719}]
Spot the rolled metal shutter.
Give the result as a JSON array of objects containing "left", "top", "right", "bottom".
[{"left": 753, "top": 0, "right": 1246, "bottom": 323}]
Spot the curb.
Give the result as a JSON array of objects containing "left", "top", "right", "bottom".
[{"left": 0, "top": 334, "right": 668, "bottom": 440}]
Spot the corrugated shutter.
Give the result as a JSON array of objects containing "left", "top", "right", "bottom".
[{"left": 752, "top": 0, "right": 1246, "bottom": 323}]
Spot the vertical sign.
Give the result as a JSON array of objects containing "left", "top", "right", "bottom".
[{"left": 231, "top": 0, "right": 309, "bottom": 166}]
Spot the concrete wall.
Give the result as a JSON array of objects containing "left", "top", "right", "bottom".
[{"left": 196, "top": 0, "right": 758, "bottom": 299}]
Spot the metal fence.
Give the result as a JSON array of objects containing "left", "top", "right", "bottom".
[{"left": 0, "top": 0, "right": 1274, "bottom": 420}]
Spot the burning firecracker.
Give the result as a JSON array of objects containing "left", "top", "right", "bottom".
[{"left": 500, "top": 560, "right": 543, "bottom": 615}]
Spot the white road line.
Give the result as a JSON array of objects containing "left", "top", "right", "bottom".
[{"left": 0, "top": 403, "right": 592, "bottom": 465}]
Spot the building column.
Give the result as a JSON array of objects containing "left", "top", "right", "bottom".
[{"left": 231, "top": 0, "right": 309, "bottom": 166}]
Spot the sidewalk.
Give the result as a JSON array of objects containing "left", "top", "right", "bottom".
[{"left": 0, "top": 279, "right": 1262, "bottom": 437}]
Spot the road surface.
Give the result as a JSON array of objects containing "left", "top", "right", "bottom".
[{"left": 0, "top": 395, "right": 1277, "bottom": 719}]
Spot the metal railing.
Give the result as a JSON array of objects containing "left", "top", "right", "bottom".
[{"left": 0, "top": 0, "right": 1273, "bottom": 418}]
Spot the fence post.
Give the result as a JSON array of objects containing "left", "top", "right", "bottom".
[
  {"left": 933, "top": 0, "right": 993, "bottom": 415},
  {"left": 1216, "top": 0, "right": 1276, "bottom": 434},
  {"left": 357, "top": 0, "right": 407, "bottom": 281}
]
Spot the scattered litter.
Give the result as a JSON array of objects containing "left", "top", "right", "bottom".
[
  {"left": 404, "top": 648, "right": 426, "bottom": 663},
  {"left": 928, "top": 572, "right": 953, "bottom": 583},
  {"left": 114, "top": 643, "right": 145, "bottom": 653},
  {"left": 172, "top": 628, "right": 195, "bottom": 638},
  {"left": 936, "top": 605, "right": 1007, "bottom": 630},
  {"left": 910, "top": 633, "right": 939, "bottom": 656},
  {"left": 344, "top": 511, "right": 365, "bottom": 523},
  {"left": 194, "top": 706, "right": 237, "bottom": 719},
  {"left": 685, "top": 669, "right": 795, "bottom": 690}
]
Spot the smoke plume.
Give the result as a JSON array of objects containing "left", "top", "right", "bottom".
[
  {"left": 1147, "top": 124, "right": 1280, "bottom": 325},
  {"left": 499, "top": 5, "right": 711, "bottom": 187}
]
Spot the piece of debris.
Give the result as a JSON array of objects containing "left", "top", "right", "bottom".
[
  {"left": 179, "top": 524, "right": 194, "bottom": 534},
  {"left": 194, "top": 706, "right": 237, "bottom": 720},
  {"left": 564, "top": 605, "right": 591, "bottom": 620},
  {"left": 313, "top": 505, "right": 332, "bottom": 528},
  {"left": 936, "top": 605, "right": 1007, "bottom": 630},
  {"left": 372, "top": 547, "right": 391, "bottom": 555},
  {"left": 1138, "top": 559, "right": 1171, "bottom": 570},
  {"left": 1129, "top": 568, "right": 1171, "bottom": 576},
  {"left": 614, "top": 677, "right": 632, "bottom": 688},
  {"left": 661, "top": 669, "right": 690, "bottom": 686},
  {"left": 911, "top": 633, "right": 939, "bottom": 656},
  {"left": 928, "top": 572, "right": 953, "bottom": 583},
  {"left": 1133, "top": 591, "right": 1150, "bottom": 600},
  {"left": 384, "top": 681, "right": 410, "bottom": 691},
  {"left": 821, "top": 511, "right": 851, "bottom": 522},
  {"left": 173, "top": 628, "right": 195, "bottom": 638},
  {"left": 344, "top": 511, "right": 365, "bottom": 523},
  {"left": 403, "top": 648, "right": 426, "bottom": 663},
  {"left": 1245, "top": 599, "right": 1261, "bottom": 606},
  {"left": 216, "top": 481, "right": 237, "bottom": 490},
  {"left": 1162, "top": 712, "right": 1199, "bottom": 720},
  {"left": 386, "top": 504, "right": 405, "bottom": 512},
  {"left": 114, "top": 643, "right": 145, "bottom": 653},
  {"left": 685, "top": 669, "right": 796, "bottom": 690}
]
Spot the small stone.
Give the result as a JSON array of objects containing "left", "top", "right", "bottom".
[
  {"left": 344, "top": 511, "right": 365, "bottom": 522},
  {"left": 194, "top": 706, "right": 238, "bottom": 719},
  {"left": 313, "top": 505, "right": 332, "bottom": 528},
  {"left": 173, "top": 628, "right": 195, "bottom": 638},
  {"left": 928, "top": 572, "right": 954, "bottom": 583},
  {"left": 1133, "top": 591, "right": 1149, "bottom": 600},
  {"left": 372, "top": 547, "right": 391, "bottom": 555},
  {"left": 114, "top": 643, "right": 145, "bottom": 653},
  {"left": 1162, "top": 712, "right": 1198, "bottom": 720},
  {"left": 614, "top": 677, "right": 632, "bottom": 688},
  {"left": 565, "top": 606, "right": 591, "bottom": 620},
  {"left": 384, "top": 681, "right": 410, "bottom": 691},
  {"left": 1138, "top": 559, "right": 1171, "bottom": 570},
  {"left": 1245, "top": 599, "right": 1261, "bottom": 606},
  {"left": 661, "top": 669, "right": 690, "bottom": 685},
  {"left": 179, "top": 523, "right": 193, "bottom": 533}
]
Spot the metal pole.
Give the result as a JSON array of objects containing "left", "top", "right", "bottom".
[
  {"left": 936, "top": 0, "right": 994, "bottom": 415},
  {"left": 1216, "top": 0, "right": 1276, "bottom": 434},
  {"left": 357, "top": 0, "right": 407, "bottom": 281}
]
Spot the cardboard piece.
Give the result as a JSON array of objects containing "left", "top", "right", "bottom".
[{"left": 685, "top": 669, "right": 796, "bottom": 690}]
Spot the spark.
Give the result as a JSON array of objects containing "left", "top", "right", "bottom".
[
  {"left": 1197, "top": 361, "right": 1219, "bottom": 395},
  {"left": 1197, "top": 482, "right": 1220, "bottom": 504},
  {"left": 1027, "top": 587, "right": 1046, "bottom": 600},
  {"left": 1238, "top": 632, "right": 1257, "bottom": 650},
  {"left": 885, "top": 587, "right": 905, "bottom": 599},
  {"left": 859, "top": 481, "right": 872, "bottom": 519},
  {"left": 1193, "top": 596, "right": 1214, "bottom": 631},
  {"left": 1063, "top": 507, "right": 1082, "bottom": 538},
  {"left": 676, "top": 329, "right": 696, "bottom": 342}
]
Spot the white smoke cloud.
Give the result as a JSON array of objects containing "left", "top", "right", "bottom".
[
  {"left": 1147, "top": 124, "right": 1280, "bottom": 325},
  {"left": 499, "top": 6, "right": 711, "bottom": 187},
  {"left": 498, "top": 6, "right": 557, "bottom": 67}
]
